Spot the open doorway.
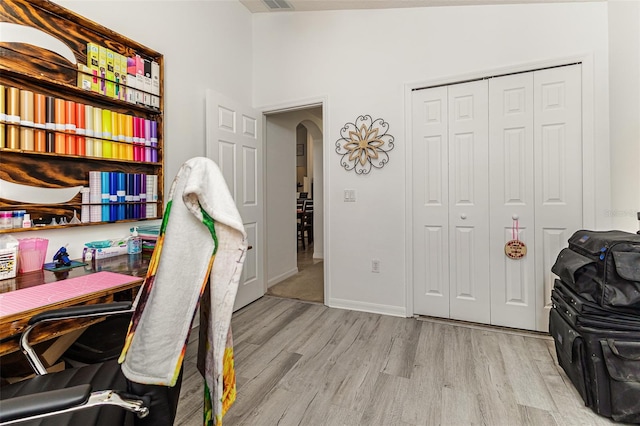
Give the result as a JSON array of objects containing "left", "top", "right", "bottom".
[{"left": 264, "top": 105, "right": 324, "bottom": 304}]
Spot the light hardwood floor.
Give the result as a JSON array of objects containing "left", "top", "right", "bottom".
[{"left": 175, "top": 296, "right": 619, "bottom": 426}]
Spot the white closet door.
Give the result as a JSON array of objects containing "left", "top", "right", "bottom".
[
  {"left": 448, "top": 80, "right": 490, "bottom": 324},
  {"left": 534, "top": 64, "right": 583, "bottom": 331},
  {"left": 411, "top": 64, "right": 581, "bottom": 331},
  {"left": 488, "top": 72, "right": 536, "bottom": 329},
  {"left": 412, "top": 86, "right": 450, "bottom": 318}
]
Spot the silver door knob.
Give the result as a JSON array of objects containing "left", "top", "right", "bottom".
[
  {"left": 512, "top": 214, "right": 519, "bottom": 220},
  {"left": 460, "top": 213, "right": 467, "bottom": 220}
]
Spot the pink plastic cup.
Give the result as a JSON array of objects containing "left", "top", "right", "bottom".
[{"left": 18, "top": 238, "right": 49, "bottom": 273}]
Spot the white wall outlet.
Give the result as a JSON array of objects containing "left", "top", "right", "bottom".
[{"left": 371, "top": 259, "right": 380, "bottom": 273}]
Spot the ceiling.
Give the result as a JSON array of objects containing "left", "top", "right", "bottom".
[{"left": 239, "top": 0, "right": 597, "bottom": 13}]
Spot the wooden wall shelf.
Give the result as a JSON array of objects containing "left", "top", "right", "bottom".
[{"left": 0, "top": 0, "right": 164, "bottom": 233}]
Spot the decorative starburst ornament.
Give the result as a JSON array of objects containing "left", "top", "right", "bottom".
[{"left": 335, "top": 115, "right": 395, "bottom": 174}]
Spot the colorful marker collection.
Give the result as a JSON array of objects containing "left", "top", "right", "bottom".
[
  {"left": 80, "top": 42, "right": 160, "bottom": 109},
  {"left": 88, "top": 171, "right": 158, "bottom": 223},
  {"left": 0, "top": 84, "right": 159, "bottom": 162},
  {"left": 0, "top": 171, "right": 158, "bottom": 228}
]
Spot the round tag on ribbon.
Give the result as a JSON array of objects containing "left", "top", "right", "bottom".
[
  {"left": 505, "top": 218, "right": 527, "bottom": 259},
  {"left": 505, "top": 239, "right": 527, "bottom": 259}
]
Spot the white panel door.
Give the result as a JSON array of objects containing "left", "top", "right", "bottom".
[
  {"left": 206, "top": 90, "right": 264, "bottom": 311},
  {"left": 534, "top": 65, "right": 583, "bottom": 331},
  {"left": 412, "top": 86, "right": 450, "bottom": 318},
  {"left": 412, "top": 65, "right": 581, "bottom": 331},
  {"left": 412, "top": 81, "right": 490, "bottom": 324},
  {"left": 448, "top": 80, "right": 490, "bottom": 324},
  {"left": 488, "top": 72, "right": 536, "bottom": 329}
]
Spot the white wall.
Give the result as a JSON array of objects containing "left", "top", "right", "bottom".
[
  {"left": 264, "top": 110, "right": 323, "bottom": 286},
  {"left": 28, "top": 0, "right": 253, "bottom": 261},
  {"left": 265, "top": 113, "right": 298, "bottom": 286},
  {"left": 253, "top": 2, "right": 610, "bottom": 316},
  {"left": 18, "top": 1, "right": 626, "bottom": 318},
  {"left": 609, "top": 0, "right": 640, "bottom": 233}
]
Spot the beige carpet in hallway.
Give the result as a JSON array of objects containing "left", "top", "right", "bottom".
[{"left": 267, "top": 259, "right": 323, "bottom": 303}]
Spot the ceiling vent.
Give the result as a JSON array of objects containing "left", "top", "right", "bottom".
[{"left": 262, "top": 0, "right": 293, "bottom": 10}]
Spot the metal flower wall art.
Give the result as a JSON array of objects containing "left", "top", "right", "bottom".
[{"left": 335, "top": 115, "right": 395, "bottom": 175}]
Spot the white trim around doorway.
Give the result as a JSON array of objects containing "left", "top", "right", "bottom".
[{"left": 258, "top": 95, "right": 330, "bottom": 305}]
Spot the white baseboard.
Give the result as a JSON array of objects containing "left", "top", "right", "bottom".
[
  {"left": 267, "top": 267, "right": 299, "bottom": 288},
  {"left": 327, "top": 297, "right": 406, "bottom": 317}
]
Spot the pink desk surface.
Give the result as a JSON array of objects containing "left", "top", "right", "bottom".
[{"left": 0, "top": 271, "right": 140, "bottom": 318}]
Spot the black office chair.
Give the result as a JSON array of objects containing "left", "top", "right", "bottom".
[
  {"left": 0, "top": 301, "right": 181, "bottom": 425},
  {"left": 0, "top": 157, "right": 241, "bottom": 426},
  {"left": 62, "top": 312, "right": 132, "bottom": 365},
  {"left": 2, "top": 218, "right": 183, "bottom": 424}
]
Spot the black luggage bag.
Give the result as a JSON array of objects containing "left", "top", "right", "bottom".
[
  {"left": 549, "top": 307, "right": 640, "bottom": 423},
  {"left": 552, "top": 279, "right": 640, "bottom": 332},
  {"left": 551, "top": 230, "right": 640, "bottom": 312}
]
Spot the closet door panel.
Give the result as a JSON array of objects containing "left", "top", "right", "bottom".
[
  {"left": 448, "top": 80, "right": 490, "bottom": 324},
  {"left": 412, "top": 86, "right": 450, "bottom": 318},
  {"left": 534, "top": 64, "right": 583, "bottom": 331},
  {"left": 488, "top": 72, "right": 536, "bottom": 330}
]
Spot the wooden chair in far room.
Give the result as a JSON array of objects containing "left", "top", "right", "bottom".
[
  {"left": 297, "top": 198, "right": 306, "bottom": 250},
  {"left": 303, "top": 199, "right": 313, "bottom": 247}
]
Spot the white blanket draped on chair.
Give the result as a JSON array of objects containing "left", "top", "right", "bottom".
[{"left": 118, "top": 157, "right": 247, "bottom": 425}]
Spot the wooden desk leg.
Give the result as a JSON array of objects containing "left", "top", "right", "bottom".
[
  {"left": 40, "top": 328, "right": 86, "bottom": 368},
  {"left": 2, "top": 328, "right": 85, "bottom": 383}
]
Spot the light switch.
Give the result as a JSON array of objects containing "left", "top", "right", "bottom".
[{"left": 344, "top": 189, "right": 356, "bottom": 202}]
